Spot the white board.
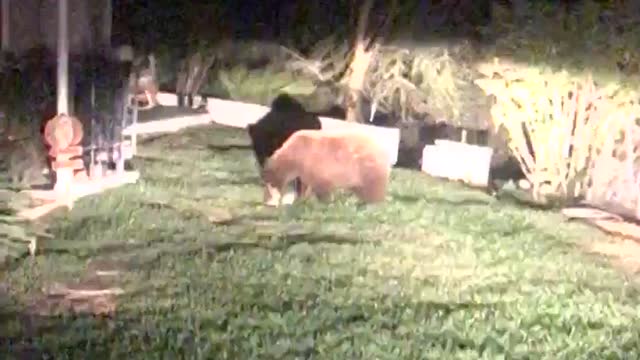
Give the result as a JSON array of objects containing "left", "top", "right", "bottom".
[{"left": 422, "top": 140, "right": 494, "bottom": 187}]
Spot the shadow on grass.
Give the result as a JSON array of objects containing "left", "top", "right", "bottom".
[
  {"left": 1, "top": 228, "right": 636, "bottom": 357},
  {"left": 136, "top": 195, "right": 265, "bottom": 220},
  {"left": 137, "top": 133, "right": 175, "bottom": 145},
  {"left": 207, "top": 144, "right": 252, "bottom": 152},
  {"left": 392, "top": 193, "right": 492, "bottom": 207},
  {"left": 261, "top": 232, "right": 366, "bottom": 249},
  {"left": 39, "top": 216, "right": 364, "bottom": 274},
  {"left": 213, "top": 176, "right": 262, "bottom": 187},
  {"left": 40, "top": 217, "right": 185, "bottom": 262},
  {"left": 42, "top": 240, "right": 162, "bottom": 263},
  {"left": 0, "top": 230, "right": 383, "bottom": 358},
  {"left": 0, "top": 281, "right": 508, "bottom": 358},
  {"left": 176, "top": 232, "right": 367, "bottom": 259},
  {"left": 3, "top": 281, "right": 635, "bottom": 357},
  {"left": 131, "top": 154, "right": 185, "bottom": 167}
]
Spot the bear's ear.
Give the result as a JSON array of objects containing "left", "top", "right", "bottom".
[{"left": 247, "top": 124, "right": 256, "bottom": 137}]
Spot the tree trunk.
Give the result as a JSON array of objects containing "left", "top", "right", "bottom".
[
  {"left": 345, "top": 42, "right": 376, "bottom": 123},
  {"left": 344, "top": 0, "right": 375, "bottom": 123}
]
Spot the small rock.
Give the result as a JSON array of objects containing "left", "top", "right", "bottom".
[
  {"left": 518, "top": 179, "right": 532, "bottom": 190},
  {"left": 86, "top": 258, "right": 128, "bottom": 277},
  {"left": 206, "top": 208, "right": 235, "bottom": 224}
]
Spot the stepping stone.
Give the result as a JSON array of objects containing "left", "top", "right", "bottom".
[{"left": 86, "top": 258, "right": 130, "bottom": 277}]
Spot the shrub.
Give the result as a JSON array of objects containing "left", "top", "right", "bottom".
[
  {"left": 586, "top": 99, "right": 640, "bottom": 217},
  {"left": 216, "top": 65, "right": 317, "bottom": 106},
  {"left": 474, "top": 58, "right": 636, "bottom": 203},
  {"left": 364, "top": 41, "right": 488, "bottom": 130}
]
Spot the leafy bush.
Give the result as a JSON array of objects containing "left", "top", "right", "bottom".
[
  {"left": 216, "top": 65, "right": 317, "bottom": 106},
  {"left": 586, "top": 100, "right": 640, "bottom": 216},
  {"left": 366, "top": 41, "right": 488, "bottom": 129},
  {"left": 474, "top": 59, "right": 637, "bottom": 202},
  {"left": 152, "top": 44, "right": 182, "bottom": 90}
]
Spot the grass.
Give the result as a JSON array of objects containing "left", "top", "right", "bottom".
[{"left": 2, "top": 123, "right": 640, "bottom": 359}]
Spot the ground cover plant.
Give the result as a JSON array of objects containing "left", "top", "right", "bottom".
[{"left": 1, "top": 124, "right": 640, "bottom": 359}]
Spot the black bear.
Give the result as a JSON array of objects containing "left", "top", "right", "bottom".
[{"left": 247, "top": 93, "right": 322, "bottom": 205}]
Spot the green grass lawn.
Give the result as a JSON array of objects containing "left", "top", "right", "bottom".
[{"left": 2, "top": 123, "right": 640, "bottom": 359}]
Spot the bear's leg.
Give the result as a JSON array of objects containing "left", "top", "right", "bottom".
[
  {"left": 263, "top": 183, "right": 283, "bottom": 207},
  {"left": 315, "top": 190, "right": 332, "bottom": 202},
  {"left": 297, "top": 179, "right": 314, "bottom": 199},
  {"left": 354, "top": 172, "right": 388, "bottom": 203},
  {"left": 312, "top": 180, "right": 334, "bottom": 203},
  {"left": 353, "top": 186, "right": 384, "bottom": 203}
]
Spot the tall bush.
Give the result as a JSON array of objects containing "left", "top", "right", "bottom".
[
  {"left": 217, "top": 65, "right": 316, "bottom": 106},
  {"left": 586, "top": 99, "right": 640, "bottom": 216},
  {"left": 475, "top": 59, "right": 635, "bottom": 202}
]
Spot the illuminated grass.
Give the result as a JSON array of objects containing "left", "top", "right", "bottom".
[{"left": 2, "top": 124, "right": 639, "bottom": 359}]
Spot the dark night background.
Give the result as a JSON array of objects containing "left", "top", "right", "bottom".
[
  {"left": 3, "top": 0, "right": 636, "bottom": 176},
  {"left": 111, "top": 0, "right": 607, "bottom": 50}
]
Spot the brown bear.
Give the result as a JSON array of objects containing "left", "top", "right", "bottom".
[{"left": 261, "top": 129, "right": 391, "bottom": 206}]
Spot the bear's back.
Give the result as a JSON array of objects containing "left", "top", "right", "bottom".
[{"left": 283, "top": 129, "right": 389, "bottom": 167}]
